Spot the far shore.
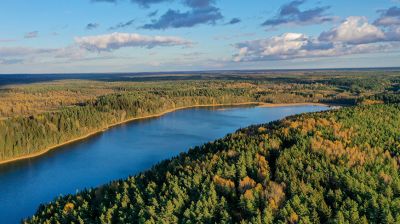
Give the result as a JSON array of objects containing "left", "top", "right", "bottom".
[
  {"left": 0, "top": 102, "right": 330, "bottom": 166},
  {"left": 257, "top": 102, "right": 331, "bottom": 108}
]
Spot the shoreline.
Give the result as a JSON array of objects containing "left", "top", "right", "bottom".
[
  {"left": 0, "top": 102, "right": 329, "bottom": 166},
  {"left": 256, "top": 102, "right": 330, "bottom": 108}
]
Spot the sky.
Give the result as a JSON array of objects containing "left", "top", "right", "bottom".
[{"left": 0, "top": 0, "right": 399, "bottom": 73}]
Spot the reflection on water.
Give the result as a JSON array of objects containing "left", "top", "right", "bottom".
[{"left": 0, "top": 105, "right": 328, "bottom": 223}]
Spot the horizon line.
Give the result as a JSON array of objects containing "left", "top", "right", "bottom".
[{"left": 0, "top": 66, "right": 400, "bottom": 76}]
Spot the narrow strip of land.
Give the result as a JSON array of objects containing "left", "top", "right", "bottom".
[
  {"left": 0, "top": 102, "right": 329, "bottom": 166},
  {"left": 257, "top": 102, "right": 330, "bottom": 107}
]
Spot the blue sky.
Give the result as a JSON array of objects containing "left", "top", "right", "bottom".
[{"left": 0, "top": 0, "right": 399, "bottom": 73}]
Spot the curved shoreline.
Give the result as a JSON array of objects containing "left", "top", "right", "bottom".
[{"left": 0, "top": 102, "right": 329, "bottom": 166}]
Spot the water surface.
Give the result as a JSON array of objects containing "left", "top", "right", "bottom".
[{"left": 0, "top": 105, "right": 327, "bottom": 223}]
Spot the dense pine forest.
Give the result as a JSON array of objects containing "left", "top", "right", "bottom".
[
  {"left": 0, "top": 85, "right": 253, "bottom": 161},
  {"left": 25, "top": 104, "right": 400, "bottom": 223},
  {"left": 1, "top": 71, "right": 400, "bottom": 162}
]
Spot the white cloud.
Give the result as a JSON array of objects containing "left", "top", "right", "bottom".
[
  {"left": 234, "top": 33, "right": 334, "bottom": 61},
  {"left": 0, "top": 33, "right": 193, "bottom": 65},
  {"left": 376, "top": 16, "right": 400, "bottom": 27},
  {"left": 233, "top": 15, "right": 400, "bottom": 62},
  {"left": 233, "top": 32, "right": 395, "bottom": 62},
  {"left": 74, "top": 32, "right": 193, "bottom": 52},
  {"left": 319, "top": 16, "right": 385, "bottom": 44},
  {"left": 233, "top": 33, "right": 305, "bottom": 61}
]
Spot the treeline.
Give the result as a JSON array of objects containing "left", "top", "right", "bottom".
[
  {"left": 366, "top": 93, "right": 400, "bottom": 104},
  {"left": 3, "top": 71, "right": 400, "bottom": 119},
  {"left": 25, "top": 104, "right": 400, "bottom": 223},
  {"left": 0, "top": 89, "right": 252, "bottom": 161},
  {"left": 1, "top": 74, "right": 399, "bottom": 162}
]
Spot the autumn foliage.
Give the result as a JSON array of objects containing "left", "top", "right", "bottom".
[{"left": 24, "top": 104, "right": 400, "bottom": 223}]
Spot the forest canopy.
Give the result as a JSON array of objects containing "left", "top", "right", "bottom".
[
  {"left": 25, "top": 104, "right": 400, "bottom": 223},
  {"left": 1, "top": 71, "right": 399, "bottom": 162}
]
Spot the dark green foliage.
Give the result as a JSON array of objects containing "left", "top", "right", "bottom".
[
  {"left": 368, "top": 93, "right": 400, "bottom": 104},
  {"left": 0, "top": 89, "right": 252, "bottom": 161},
  {"left": 25, "top": 104, "right": 400, "bottom": 223}
]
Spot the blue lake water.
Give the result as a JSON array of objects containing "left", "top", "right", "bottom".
[{"left": 0, "top": 105, "right": 327, "bottom": 223}]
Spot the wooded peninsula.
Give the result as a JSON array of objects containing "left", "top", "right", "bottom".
[{"left": 25, "top": 102, "right": 400, "bottom": 223}]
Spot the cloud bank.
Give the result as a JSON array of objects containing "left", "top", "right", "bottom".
[
  {"left": 234, "top": 15, "right": 400, "bottom": 62},
  {"left": 75, "top": 32, "right": 192, "bottom": 51},
  {"left": 0, "top": 32, "right": 193, "bottom": 65},
  {"left": 319, "top": 17, "right": 385, "bottom": 44}
]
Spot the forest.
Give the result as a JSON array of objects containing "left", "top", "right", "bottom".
[
  {"left": 1, "top": 71, "right": 399, "bottom": 162},
  {"left": 24, "top": 103, "right": 400, "bottom": 223},
  {"left": 0, "top": 84, "right": 252, "bottom": 161}
]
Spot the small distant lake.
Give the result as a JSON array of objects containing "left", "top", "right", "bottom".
[{"left": 0, "top": 105, "right": 328, "bottom": 223}]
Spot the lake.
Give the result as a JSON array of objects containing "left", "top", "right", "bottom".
[{"left": 0, "top": 105, "right": 327, "bottom": 223}]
